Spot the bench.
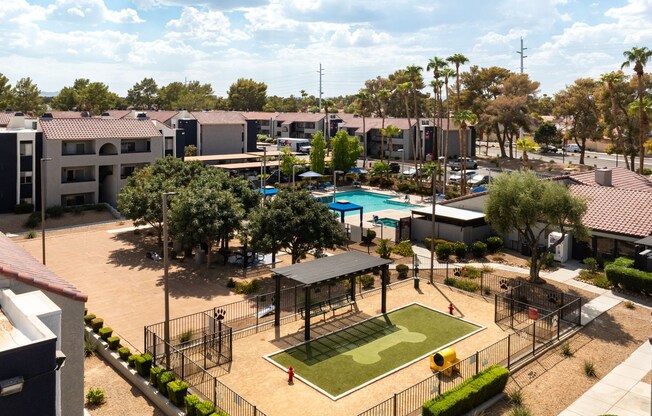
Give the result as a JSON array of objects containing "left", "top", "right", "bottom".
[
  {"left": 329, "top": 294, "right": 355, "bottom": 315},
  {"left": 299, "top": 302, "right": 327, "bottom": 320}
]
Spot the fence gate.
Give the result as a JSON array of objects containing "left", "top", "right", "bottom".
[{"left": 203, "top": 311, "right": 232, "bottom": 368}]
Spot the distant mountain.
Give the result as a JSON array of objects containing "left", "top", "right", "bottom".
[{"left": 41, "top": 91, "right": 59, "bottom": 97}]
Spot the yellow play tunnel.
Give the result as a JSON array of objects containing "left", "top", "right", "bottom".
[{"left": 430, "top": 347, "right": 460, "bottom": 376}]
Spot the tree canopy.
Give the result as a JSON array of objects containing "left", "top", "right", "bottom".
[
  {"left": 228, "top": 78, "right": 267, "bottom": 111},
  {"left": 331, "top": 130, "right": 363, "bottom": 172},
  {"left": 484, "top": 171, "right": 589, "bottom": 282},
  {"left": 127, "top": 77, "right": 158, "bottom": 110},
  {"left": 12, "top": 77, "right": 42, "bottom": 115},
  {"left": 309, "top": 131, "right": 326, "bottom": 174}
]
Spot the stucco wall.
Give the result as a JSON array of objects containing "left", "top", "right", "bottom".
[{"left": 200, "top": 124, "right": 245, "bottom": 155}]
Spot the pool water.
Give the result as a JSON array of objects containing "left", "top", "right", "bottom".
[
  {"left": 370, "top": 217, "right": 399, "bottom": 227},
  {"left": 321, "top": 190, "right": 419, "bottom": 216}
]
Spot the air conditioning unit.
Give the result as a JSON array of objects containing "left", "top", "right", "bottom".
[{"left": 548, "top": 232, "right": 569, "bottom": 263}]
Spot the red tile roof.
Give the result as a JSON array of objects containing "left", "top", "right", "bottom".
[
  {"left": 48, "top": 111, "right": 87, "bottom": 118},
  {"left": 106, "top": 110, "right": 131, "bottom": 119},
  {"left": 569, "top": 184, "right": 652, "bottom": 237},
  {"left": 40, "top": 118, "right": 163, "bottom": 140},
  {"left": 0, "top": 233, "right": 87, "bottom": 302},
  {"left": 143, "top": 111, "right": 178, "bottom": 124},
  {"left": 335, "top": 113, "right": 416, "bottom": 132},
  {"left": 0, "top": 113, "right": 10, "bottom": 126},
  {"left": 240, "top": 111, "right": 279, "bottom": 120},
  {"left": 190, "top": 111, "right": 246, "bottom": 125},
  {"left": 568, "top": 167, "right": 652, "bottom": 192},
  {"left": 275, "top": 112, "right": 325, "bottom": 123}
]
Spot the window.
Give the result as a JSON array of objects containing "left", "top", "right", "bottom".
[
  {"left": 64, "top": 169, "right": 86, "bottom": 182},
  {"left": 20, "top": 142, "right": 33, "bottom": 156},
  {"left": 20, "top": 172, "right": 33, "bottom": 184},
  {"left": 165, "top": 137, "right": 173, "bottom": 151},
  {"left": 121, "top": 141, "right": 136, "bottom": 153},
  {"left": 121, "top": 166, "right": 136, "bottom": 179},
  {"left": 75, "top": 143, "right": 85, "bottom": 154}
]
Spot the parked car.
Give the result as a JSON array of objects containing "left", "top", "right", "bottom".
[
  {"left": 449, "top": 170, "right": 477, "bottom": 184},
  {"left": 389, "top": 162, "right": 401, "bottom": 173},
  {"left": 539, "top": 144, "right": 558, "bottom": 153},
  {"left": 565, "top": 144, "right": 581, "bottom": 153},
  {"left": 468, "top": 174, "right": 491, "bottom": 187},
  {"left": 298, "top": 145, "right": 311, "bottom": 154},
  {"left": 450, "top": 157, "right": 478, "bottom": 170}
]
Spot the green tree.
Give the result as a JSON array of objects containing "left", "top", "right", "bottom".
[
  {"left": 177, "top": 81, "right": 216, "bottom": 111},
  {"left": 322, "top": 99, "right": 335, "bottom": 154},
  {"left": 371, "top": 161, "right": 391, "bottom": 179},
  {"left": 452, "top": 109, "right": 478, "bottom": 194},
  {"left": 279, "top": 147, "right": 305, "bottom": 178},
  {"left": 484, "top": 172, "right": 589, "bottom": 282},
  {"left": 0, "top": 73, "right": 14, "bottom": 110},
  {"left": 78, "top": 82, "right": 116, "bottom": 115},
  {"left": 515, "top": 138, "right": 536, "bottom": 167},
  {"left": 380, "top": 124, "right": 401, "bottom": 168},
  {"left": 427, "top": 56, "right": 448, "bottom": 160},
  {"left": 127, "top": 77, "right": 158, "bottom": 110},
  {"left": 158, "top": 82, "right": 186, "bottom": 110},
  {"left": 534, "top": 121, "right": 559, "bottom": 147},
  {"left": 249, "top": 188, "right": 346, "bottom": 264},
  {"left": 50, "top": 86, "right": 79, "bottom": 111},
  {"left": 622, "top": 46, "right": 652, "bottom": 173},
  {"left": 599, "top": 71, "right": 630, "bottom": 170},
  {"left": 331, "top": 130, "right": 363, "bottom": 172},
  {"left": 228, "top": 78, "right": 267, "bottom": 111},
  {"left": 309, "top": 131, "right": 326, "bottom": 174},
  {"left": 447, "top": 53, "right": 469, "bottom": 112},
  {"left": 12, "top": 77, "right": 42, "bottom": 115},
  {"left": 355, "top": 90, "right": 371, "bottom": 165}
]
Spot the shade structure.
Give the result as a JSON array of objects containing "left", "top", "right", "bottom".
[
  {"left": 328, "top": 200, "right": 363, "bottom": 229},
  {"left": 347, "top": 168, "right": 368, "bottom": 174},
  {"left": 259, "top": 187, "right": 278, "bottom": 196},
  {"left": 299, "top": 171, "right": 323, "bottom": 178}
]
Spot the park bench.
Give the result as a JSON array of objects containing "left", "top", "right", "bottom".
[
  {"left": 299, "top": 302, "right": 327, "bottom": 320},
  {"left": 329, "top": 294, "right": 355, "bottom": 315}
]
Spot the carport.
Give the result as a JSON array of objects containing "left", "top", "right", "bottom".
[{"left": 272, "top": 251, "right": 391, "bottom": 340}]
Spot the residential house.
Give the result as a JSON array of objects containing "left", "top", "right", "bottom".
[{"left": 0, "top": 232, "right": 87, "bottom": 416}]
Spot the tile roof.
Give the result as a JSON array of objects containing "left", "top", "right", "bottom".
[
  {"left": 335, "top": 113, "right": 416, "bottom": 132},
  {"left": 275, "top": 112, "right": 325, "bottom": 123},
  {"left": 47, "top": 111, "right": 87, "bottom": 118},
  {"left": 568, "top": 167, "right": 652, "bottom": 192},
  {"left": 240, "top": 111, "right": 279, "bottom": 120},
  {"left": 143, "top": 111, "right": 178, "bottom": 124},
  {"left": 190, "top": 111, "right": 246, "bottom": 125},
  {"left": 40, "top": 118, "right": 163, "bottom": 140},
  {"left": 569, "top": 184, "right": 652, "bottom": 237},
  {"left": 106, "top": 110, "right": 131, "bottom": 119},
  {"left": 0, "top": 113, "right": 10, "bottom": 126},
  {"left": 0, "top": 233, "right": 87, "bottom": 302}
]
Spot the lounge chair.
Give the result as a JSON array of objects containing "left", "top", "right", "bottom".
[{"left": 352, "top": 180, "right": 361, "bottom": 188}]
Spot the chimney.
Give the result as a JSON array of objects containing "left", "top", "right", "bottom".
[
  {"left": 80, "top": 111, "right": 90, "bottom": 118},
  {"left": 101, "top": 112, "right": 112, "bottom": 119},
  {"left": 136, "top": 112, "right": 148, "bottom": 120},
  {"left": 41, "top": 113, "right": 53, "bottom": 119},
  {"left": 595, "top": 168, "right": 612, "bottom": 187},
  {"left": 7, "top": 112, "right": 25, "bottom": 129}
]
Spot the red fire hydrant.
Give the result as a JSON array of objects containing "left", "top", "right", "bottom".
[
  {"left": 448, "top": 303, "right": 454, "bottom": 315},
  {"left": 288, "top": 366, "right": 294, "bottom": 383}
]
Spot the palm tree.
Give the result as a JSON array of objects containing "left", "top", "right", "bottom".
[
  {"left": 381, "top": 124, "right": 401, "bottom": 172},
  {"left": 600, "top": 71, "right": 629, "bottom": 170},
  {"left": 427, "top": 57, "right": 449, "bottom": 161},
  {"left": 356, "top": 90, "right": 371, "bottom": 166},
  {"left": 405, "top": 65, "right": 424, "bottom": 165},
  {"left": 441, "top": 67, "right": 456, "bottom": 195},
  {"left": 322, "top": 98, "right": 334, "bottom": 155},
  {"left": 377, "top": 88, "right": 391, "bottom": 162},
  {"left": 516, "top": 138, "right": 536, "bottom": 168},
  {"left": 622, "top": 46, "right": 652, "bottom": 173},
  {"left": 453, "top": 109, "right": 478, "bottom": 194},
  {"left": 447, "top": 54, "right": 469, "bottom": 112},
  {"left": 396, "top": 82, "right": 415, "bottom": 169}
]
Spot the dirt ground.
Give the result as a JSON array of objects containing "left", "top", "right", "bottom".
[{"left": 0, "top": 210, "right": 116, "bottom": 235}]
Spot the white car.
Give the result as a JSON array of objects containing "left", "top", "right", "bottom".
[
  {"left": 298, "top": 145, "right": 312, "bottom": 154},
  {"left": 450, "top": 157, "right": 478, "bottom": 170},
  {"left": 565, "top": 144, "right": 581, "bottom": 153},
  {"left": 468, "top": 174, "right": 491, "bottom": 187},
  {"left": 449, "top": 170, "right": 477, "bottom": 184}
]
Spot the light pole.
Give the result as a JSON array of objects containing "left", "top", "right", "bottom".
[
  {"left": 292, "top": 164, "right": 302, "bottom": 187},
  {"left": 40, "top": 157, "right": 52, "bottom": 265},
  {"left": 162, "top": 191, "right": 178, "bottom": 369},
  {"left": 430, "top": 172, "right": 437, "bottom": 284},
  {"left": 333, "top": 170, "right": 343, "bottom": 201}
]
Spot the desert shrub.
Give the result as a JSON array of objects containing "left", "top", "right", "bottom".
[
  {"left": 509, "top": 407, "right": 533, "bottom": 416},
  {"left": 583, "top": 257, "right": 598, "bottom": 273},
  {"left": 135, "top": 353, "right": 153, "bottom": 378},
  {"left": 435, "top": 243, "right": 452, "bottom": 261},
  {"left": 184, "top": 394, "right": 201, "bottom": 416},
  {"left": 46, "top": 205, "right": 65, "bottom": 218},
  {"left": 561, "top": 343, "right": 573, "bottom": 357},
  {"left": 25, "top": 212, "right": 40, "bottom": 228},
  {"left": 624, "top": 300, "right": 635, "bottom": 309},
  {"left": 180, "top": 330, "right": 193, "bottom": 343},
  {"left": 360, "top": 274, "right": 375, "bottom": 288},
  {"left": 194, "top": 401, "right": 215, "bottom": 416},
  {"left": 98, "top": 327, "right": 113, "bottom": 341},
  {"left": 376, "top": 238, "right": 392, "bottom": 259},
  {"left": 84, "top": 333, "right": 96, "bottom": 357},
  {"left": 362, "top": 229, "right": 376, "bottom": 244},
  {"left": 486, "top": 236, "right": 503, "bottom": 253},
  {"left": 235, "top": 279, "right": 260, "bottom": 294},
  {"left": 459, "top": 266, "right": 481, "bottom": 279},
  {"left": 91, "top": 318, "right": 104, "bottom": 333},
  {"left": 85, "top": 387, "right": 105, "bottom": 406},
  {"left": 539, "top": 252, "right": 555, "bottom": 269},
  {"left": 392, "top": 240, "right": 414, "bottom": 257},
  {"left": 453, "top": 242, "right": 467, "bottom": 259},
  {"left": 107, "top": 336, "right": 120, "bottom": 350},
  {"left": 84, "top": 314, "right": 96, "bottom": 325},
  {"left": 167, "top": 380, "right": 189, "bottom": 407},
  {"left": 593, "top": 274, "right": 612, "bottom": 289},
  {"left": 26, "top": 230, "right": 37, "bottom": 239},
  {"left": 118, "top": 346, "right": 131, "bottom": 361},
  {"left": 508, "top": 390, "right": 523, "bottom": 406},
  {"left": 226, "top": 278, "right": 236, "bottom": 288},
  {"left": 583, "top": 360, "right": 596, "bottom": 377},
  {"left": 471, "top": 241, "right": 487, "bottom": 258},
  {"left": 396, "top": 264, "right": 410, "bottom": 280},
  {"left": 157, "top": 370, "right": 175, "bottom": 394},
  {"left": 445, "top": 277, "right": 480, "bottom": 293},
  {"left": 14, "top": 202, "right": 34, "bottom": 214}
]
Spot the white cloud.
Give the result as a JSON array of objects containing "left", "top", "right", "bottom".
[
  {"left": 48, "top": 0, "right": 144, "bottom": 24},
  {"left": 67, "top": 7, "right": 84, "bottom": 17},
  {"left": 329, "top": 27, "right": 390, "bottom": 48},
  {"left": 165, "top": 7, "right": 250, "bottom": 45}
]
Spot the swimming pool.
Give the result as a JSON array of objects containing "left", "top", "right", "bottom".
[
  {"left": 369, "top": 217, "right": 399, "bottom": 227},
  {"left": 320, "top": 190, "right": 419, "bottom": 216}
]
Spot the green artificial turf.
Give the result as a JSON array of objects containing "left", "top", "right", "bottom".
[{"left": 269, "top": 303, "right": 480, "bottom": 397}]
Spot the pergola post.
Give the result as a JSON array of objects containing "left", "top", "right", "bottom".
[
  {"left": 274, "top": 274, "right": 281, "bottom": 327},
  {"left": 349, "top": 275, "right": 356, "bottom": 302},
  {"left": 381, "top": 264, "right": 388, "bottom": 313},
  {"left": 359, "top": 208, "right": 363, "bottom": 229},
  {"left": 304, "top": 285, "right": 311, "bottom": 341}
]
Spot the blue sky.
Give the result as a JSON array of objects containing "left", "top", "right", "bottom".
[{"left": 1, "top": 0, "right": 650, "bottom": 99}]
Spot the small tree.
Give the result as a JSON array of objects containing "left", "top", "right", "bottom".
[
  {"left": 331, "top": 130, "right": 363, "bottom": 172},
  {"left": 279, "top": 147, "right": 304, "bottom": 178},
  {"left": 534, "top": 121, "right": 560, "bottom": 147},
  {"left": 309, "top": 131, "right": 326, "bottom": 174},
  {"left": 184, "top": 145, "right": 197, "bottom": 157}
]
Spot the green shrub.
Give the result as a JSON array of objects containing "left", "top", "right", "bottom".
[
  {"left": 84, "top": 314, "right": 96, "bottom": 325},
  {"left": 180, "top": 330, "right": 193, "bottom": 343},
  {"left": 435, "top": 243, "right": 452, "bottom": 261},
  {"left": 362, "top": 229, "right": 376, "bottom": 244},
  {"left": 226, "top": 278, "right": 236, "bottom": 288},
  {"left": 583, "top": 257, "right": 598, "bottom": 272},
  {"left": 184, "top": 394, "right": 201, "bottom": 416},
  {"left": 376, "top": 238, "right": 392, "bottom": 259},
  {"left": 46, "top": 205, "right": 65, "bottom": 218},
  {"left": 539, "top": 252, "right": 555, "bottom": 269},
  {"left": 118, "top": 346, "right": 131, "bottom": 360},
  {"left": 561, "top": 343, "right": 573, "bottom": 357},
  {"left": 392, "top": 240, "right": 414, "bottom": 257},
  {"left": 107, "top": 336, "right": 120, "bottom": 350},
  {"left": 158, "top": 370, "right": 175, "bottom": 394},
  {"left": 25, "top": 212, "right": 40, "bottom": 228},
  {"left": 26, "top": 230, "right": 37, "bottom": 239},
  {"left": 424, "top": 238, "right": 451, "bottom": 251},
  {"left": 459, "top": 266, "right": 481, "bottom": 279},
  {"left": 98, "top": 327, "right": 113, "bottom": 341},
  {"left": 453, "top": 242, "right": 467, "bottom": 259},
  {"left": 127, "top": 354, "right": 138, "bottom": 368},
  {"left": 195, "top": 401, "right": 215, "bottom": 416},
  {"left": 135, "top": 353, "right": 153, "bottom": 378},
  {"left": 167, "top": 380, "right": 189, "bottom": 406},
  {"left": 91, "top": 318, "right": 104, "bottom": 333},
  {"left": 149, "top": 366, "right": 163, "bottom": 385},
  {"left": 15, "top": 202, "right": 34, "bottom": 214},
  {"left": 471, "top": 241, "right": 487, "bottom": 258},
  {"left": 444, "top": 277, "right": 480, "bottom": 293},
  {"left": 584, "top": 360, "right": 596, "bottom": 377},
  {"left": 360, "top": 274, "right": 375, "bottom": 288},
  {"left": 235, "top": 279, "right": 260, "bottom": 294},
  {"left": 606, "top": 257, "right": 652, "bottom": 293},
  {"left": 624, "top": 300, "right": 636, "bottom": 309},
  {"left": 486, "top": 236, "right": 503, "bottom": 253},
  {"left": 396, "top": 264, "right": 410, "bottom": 280},
  {"left": 509, "top": 407, "right": 533, "bottom": 416},
  {"left": 594, "top": 274, "right": 612, "bottom": 289},
  {"left": 508, "top": 389, "right": 523, "bottom": 406},
  {"left": 422, "top": 365, "right": 509, "bottom": 416},
  {"left": 85, "top": 387, "right": 105, "bottom": 406}
]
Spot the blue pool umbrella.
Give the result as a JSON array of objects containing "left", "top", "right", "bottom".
[{"left": 347, "top": 168, "right": 368, "bottom": 174}]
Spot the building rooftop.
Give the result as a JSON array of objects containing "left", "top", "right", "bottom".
[
  {"left": 568, "top": 167, "right": 652, "bottom": 192},
  {"left": 40, "top": 118, "right": 163, "bottom": 140},
  {"left": 240, "top": 111, "right": 279, "bottom": 120},
  {"left": 0, "top": 113, "right": 11, "bottom": 127},
  {"left": 142, "top": 111, "right": 179, "bottom": 124},
  {"left": 275, "top": 112, "right": 325, "bottom": 123},
  {"left": 106, "top": 110, "right": 131, "bottom": 119},
  {"left": 190, "top": 111, "right": 246, "bottom": 125}
]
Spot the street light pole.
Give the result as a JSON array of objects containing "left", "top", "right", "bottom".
[
  {"left": 430, "top": 174, "right": 437, "bottom": 284},
  {"left": 333, "top": 170, "right": 343, "bottom": 202},
  {"left": 40, "top": 157, "right": 52, "bottom": 265},
  {"left": 162, "top": 191, "right": 178, "bottom": 369}
]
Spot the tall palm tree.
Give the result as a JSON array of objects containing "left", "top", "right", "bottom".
[
  {"left": 427, "top": 57, "right": 448, "bottom": 161},
  {"left": 405, "top": 65, "right": 424, "bottom": 166},
  {"left": 396, "top": 82, "right": 415, "bottom": 169},
  {"left": 356, "top": 90, "right": 371, "bottom": 166},
  {"left": 441, "top": 67, "right": 456, "bottom": 195},
  {"left": 447, "top": 54, "right": 469, "bottom": 113},
  {"left": 622, "top": 46, "right": 652, "bottom": 173},
  {"left": 322, "top": 98, "right": 334, "bottom": 155},
  {"left": 378, "top": 88, "right": 391, "bottom": 163},
  {"left": 600, "top": 71, "right": 629, "bottom": 170},
  {"left": 381, "top": 124, "right": 401, "bottom": 170},
  {"left": 453, "top": 109, "right": 478, "bottom": 194},
  {"left": 516, "top": 138, "right": 536, "bottom": 169}
]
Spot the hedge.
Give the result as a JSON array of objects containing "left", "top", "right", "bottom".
[
  {"left": 422, "top": 365, "right": 509, "bottom": 416},
  {"left": 195, "top": 401, "right": 215, "bottom": 416},
  {"left": 471, "top": 241, "right": 487, "bottom": 258},
  {"left": 435, "top": 243, "right": 452, "bottom": 261},
  {"left": 127, "top": 354, "right": 138, "bottom": 368},
  {"left": 184, "top": 394, "right": 201, "bottom": 416},
  {"left": 150, "top": 366, "right": 163, "bottom": 385},
  {"left": 605, "top": 257, "right": 652, "bottom": 293},
  {"left": 396, "top": 264, "right": 410, "bottom": 280},
  {"left": 486, "top": 236, "right": 503, "bottom": 253},
  {"left": 453, "top": 242, "right": 467, "bottom": 259},
  {"left": 135, "top": 353, "right": 153, "bottom": 378},
  {"left": 84, "top": 314, "right": 96, "bottom": 325},
  {"left": 90, "top": 317, "right": 104, "bottom": 333},
  {"left": 118, "top": 346, "right": 131, "bottom": 361},
  {"left": 158, "top": 370, "right": 175, "bottom": 394},
  {"left": 167, "top": 380, "right": 189, "bottom": 407},
  {"left": 107, "top": 336, "right": 120, "bottom": 350},
  {"left": 423, "top": 237, "right": 451, "bottom": 251},
  {"left": 98, "top": 327, "right": 113, "bottom": 341}
]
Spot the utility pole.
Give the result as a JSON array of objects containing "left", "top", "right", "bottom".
[
  {"left": 516, "top": 37, "right": 528, "bottom": 142},
  {"left": 317, "top": 63, "right": 324, "bottom": 112}
]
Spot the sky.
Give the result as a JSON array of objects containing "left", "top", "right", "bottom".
[{"left": 0, "top": 0, "right": 651, "bottom": 100}]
